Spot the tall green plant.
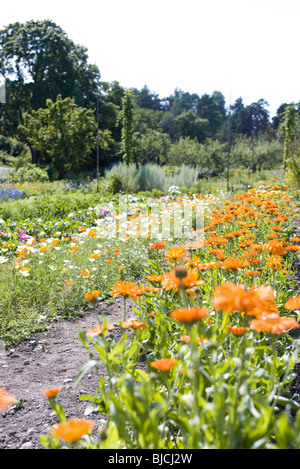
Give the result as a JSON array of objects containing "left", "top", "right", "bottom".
[{"left": 121, "top": 90, "right": 136, "bottom": 166}]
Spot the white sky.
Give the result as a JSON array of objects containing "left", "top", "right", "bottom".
[{"left": 1, "top": 0, "right": 299, "bottom": 118}]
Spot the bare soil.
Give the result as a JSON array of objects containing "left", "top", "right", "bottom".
[{"left": 0, "top": 297, "right": 137, "bottom": 449}]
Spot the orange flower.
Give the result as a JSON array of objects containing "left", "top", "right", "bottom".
[
  {"left": 121, "top": 320, "right": 147, "bottom": 330},
  {"left": 64, "top": 281, "right": 73, "bottom": 286},
  {"left": 226, "top": 325, "right": 249, "bottom": 336},
  {"left": 0, "top": 388, "right": 15, "bottom": 411},
  {"left": 162, "top": 269, "right": 204, "bottom": 292},
  {"left": 250, "top": 313, "right": 299, "bottom": 335},
  {"left": 284, "top": 296, "right": 300, "bottom": 310},
  {"left": 86, "top": 324, "right": 114, "bottom": 337},
  {"left": 222, "top": 257, "right": 249, "bottom": 271},
  {"left": 266, "top": 255, "right": 283, "bottom": 270},
  {"left": 147, "top": 275, "right": 163, "bottom": 282},
  {"left": 85, "top": 290, "right": 101, "bottom": 302},
  {"left": 110, "top": 280, "right": 139, "bottom": 301},
  {"left": 286, "top": 245, "right": 300, "bottom": 252},
  {"left": 149, "top": 241, "right": 166, "bottom": 250},
  {"left": 70, "top": 246, "right": 79, "bottom": 253},
  {"left": 150, "top": 358, "right": 178, "bottom": 372},
  {"left": 43, "top": 388, "right": 60, "bottom": 399},
  {"left": 165, "top": 246, "right": 186, "bottom": 263},
  {"left": 81, "top": 269, "right": 90, "bottom": 278},
  {"left": 212, "top": 282, "right": 252, "bottom": 314},
  {"left": 180, "top": 335, "right": 208, "bottom": 344},
  {"left": 40, "top": 246, "right": 48, "bottom": 252},
  {"left": 169, "top": 306, "right": 209, "bottom": 324},
  {"left": 91, "top": 253, "right": 100, "bottom": 260},
  {"left": 50, "top": 418, "right": 95, "bottom": 443},
  {"left": 264, "top": 241, "right": 287, "bottom": 256},
  {"left": 244, "top": 271, "right": 261, "bottom": 276}
]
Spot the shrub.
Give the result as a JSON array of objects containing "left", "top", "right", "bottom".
[{"left": 7, "top": 164, "right": 49, "bottom": 183}]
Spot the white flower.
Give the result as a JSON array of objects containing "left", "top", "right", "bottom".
[
  {"left": 19, "top": 270, "right": 30, "bottom": 277},
  {"left": 0, "top": 256, "right": 8, "bottom": 263}
]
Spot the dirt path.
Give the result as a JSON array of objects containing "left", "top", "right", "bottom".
[{"left": 0, "top": 297, "right": 136, "bottom": 449}]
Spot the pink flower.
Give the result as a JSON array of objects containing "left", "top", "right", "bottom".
[{"left": 18, "top": 230, "right": 30, "bottom": 241}]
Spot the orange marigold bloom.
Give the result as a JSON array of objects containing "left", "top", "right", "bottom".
[
  {"left": 149, "top": 241, "right": 166, "bottom": 250},
  {"left": 180, "top": 335, "right": 208, "bottom": 344},
  {"left": 169, "top": 306, "right": 209, "bottom": 324},
  {"left": 226, "top": 325, "right": 249, "bottom": 336},
  {"left": 162, "top": 269, "right": 205, "bottom": 292},
  {"left": 147, "top": 287, "right": 161, "bottom": 293},
  {"left": 213, "top": 282, "right": 277, "bottom": 316},
  {"left": 286, "top": 245, "right": 300, "bottom": 252},
  {"left": 43, "top": 388, "right": 60, "bottom": 399},
  {"left": 222, "top": 257, "right": 249, "bottom": 271},
  {"left": 266, "top": 255, "right": 283, "bottom": 270},
  {"left": 165, "top": 246, "right": 186, "bottom": 263},
  {"left": 121, "top": 320, "right": 147, "bottom": 330},
  {"left": 110, "top": 280, "right": 139, "bottom": 301},
  {"left": 86, "top": 324, "right": 114, "bottom": 337},
  {"left": 91, "top": 253, "right": 100, "bottom": 260},
  {"left": 212, "top": 283, "right": 251, "bottom": 314},
  {"left": 50, "top": 418, "right": 95, "bottom": 443},
  {"left": 81, "top": 269, "right": 90, "bottom": 278},
  {"left": 284, "top": 296, "right": 300, "bottom": 310},
  {"left": 0, "top": 388, "right": 15, "bottom": 411},
  {"left": 264, "top": 241, "right": 287, "bottom": 256},
  {"left": 250, "top": 313, "right": 299, "bottom": 335},
  {"left": 244, "top": 270, "right": 261, "bottom": 276},
  {"left": 70, "top": 246, "right": 79, "bottom": 253},
  {"left": 147, "top": 275, "right": 163, "bottom": 282},
  {"left": 150, "top": 358, "right": 178, "bottom": 372},
  {"left": 85, "top": 290, "right": 101, "bottom": 302}
]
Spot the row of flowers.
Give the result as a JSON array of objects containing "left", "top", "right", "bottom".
[{"left": 2, "top": 185, "right": 300, "bottom": 448}]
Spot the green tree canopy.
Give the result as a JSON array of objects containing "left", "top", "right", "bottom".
[
  {"left": 0, "top": 19, "right": 100, "bottom": 139},
  {"left": 175, "top": 110, "right": 208, "bottom": 143},
  {"left": 18, "top": 95, "right": 97, "bottom": 178}
]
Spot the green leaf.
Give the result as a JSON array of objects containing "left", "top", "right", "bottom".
[{"left": 73, "top": 360, "right": 98, "bottom": 388}]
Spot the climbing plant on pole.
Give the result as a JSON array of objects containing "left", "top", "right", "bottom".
[
  {"left": 121, "top": 89, "right": 136, "bottom": 165},
  {"left": 283, "top": 104, "right": 297, "bottom": 172}
]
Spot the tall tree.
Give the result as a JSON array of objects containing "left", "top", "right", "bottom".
[
  {"left": 132, "top": 85, "right": 162, "bottom": 111},
  {"left": 197, "top": 91, "right": 227, "bottom": 138},
  {"left": 18, "top": 95, "right": 97, "bottom": 178},
  {"left": 0, "top": 20, "right": 100, "bottom": 152}
]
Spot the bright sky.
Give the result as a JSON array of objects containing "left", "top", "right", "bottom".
[{"left": 1, "top": 0, "right": 299, "bottom": 118}]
